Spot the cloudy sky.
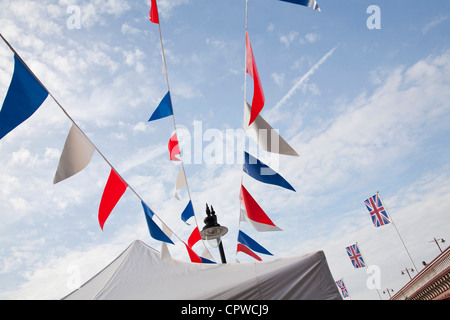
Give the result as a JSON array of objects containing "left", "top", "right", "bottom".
[{"left": 0, "top": 0, "right": 449, "bottom": 300}]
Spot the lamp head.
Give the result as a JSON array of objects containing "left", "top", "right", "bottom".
[{"left": 201, "top": 204, "right": 228, "bottom": 241}]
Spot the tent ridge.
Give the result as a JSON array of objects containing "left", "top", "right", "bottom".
[{"left": 92, "top": 240, "right": 151, "bottom": 300}]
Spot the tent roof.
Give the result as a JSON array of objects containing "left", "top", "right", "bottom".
[{"left": 63, "top": 240, "right": 341, "bottom": 300}]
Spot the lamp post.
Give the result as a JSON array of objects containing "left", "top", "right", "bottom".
[
  {"left": 383, "top": 288, "right": 394, "bottom": 299},
  {"left": 401, "top": 267, "right": 414, "bottom": 280},
  {"left": 429, "top": 237, "right": 446, "bottom": 253},
  {"left": 200, "top": 204, "right": 228, "bottom": 264}
]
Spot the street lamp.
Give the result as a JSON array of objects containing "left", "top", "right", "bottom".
[
  {"left": 429, "top": 237, "right": 446, "bottom": 253},
  {"left": 200, "top": 204, "right": 228, "bottom": 264},
  {"left": 383, "top": 288, "right": 394, "bottom": 299},
  {"left": 401, "top": 267, "right": 414, "bottom": 280}
]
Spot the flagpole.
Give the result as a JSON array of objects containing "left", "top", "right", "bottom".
[
  {"left": 378, "top": 191, "right": 418, "bottom": 271},
  {"left": 0, "top": 33, "right": 194, "bottom": 253},
  {"left": 342, "top": 277, "right": 352, "bottom": 300},
  {"left": 357, "top": 242, "right": 382, "bottom": 300},
  {"left": 154, "top": 10, "right": 215, "bottom": 262},
  {"left": 340, "top": 277, "right": 351, "bottom": 300}
]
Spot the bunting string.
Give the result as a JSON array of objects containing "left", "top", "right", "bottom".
[
  {"left": 235, "top": 0, "right": 320, "bottom": 262},
  {"left": 148, "top": 0, "right": 215, "bottom": 262},
  {"left": 0, "top": 32, "right": 207, "bottom": 263}
]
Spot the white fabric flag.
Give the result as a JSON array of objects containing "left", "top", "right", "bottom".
[
  {"left": 244, "top": 102, "right": 299, "bottom": 157},
  {"left": 173, "top": 167, "right": 187, "bottom": 200},
  {"left": 160, "top": 224, "right": 173, "bottom": 261},
  {"left": 53, "top": 124, "right": 96, "bottom": 184},
  {"left": 201, "top": 249, "right": 214, "bottom": 262},
  {"left": 239, "top": 208, "right": 282, "bottom": 232}
]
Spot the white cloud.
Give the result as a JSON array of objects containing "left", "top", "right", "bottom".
[
  {"left": 121, "top": 23, "right": 141, "bottom": 36},
  {"left": 271, "top": 72, "right": 285, "bottom": 87},
  {"left": 304, "top": 32, "right": 319, "bottom": 44},
  {"left": 422, "top": 14, "right": 449, "bottom": 35},
  {"left": 280, "top": 31, "right": 298, "bottom": 48}
]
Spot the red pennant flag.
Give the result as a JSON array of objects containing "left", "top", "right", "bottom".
[
  {"left": 240, "top": 184, "right": 281, "bottom": 232},
  {"left": 188, "top": 227, "right": 202, "bottom": 248},
  {"left": 246, "top": 31, "right": 265, "bottom": 126},
  {"left": 150, "top": 0, "right": 159, "bottom": 24},
  {"left": 184, "top": 242, "right": 203, "bottom": 263},
  {"left": 168, "top": 133, "right": 181, "bottom": 161},
  {"left": 98, "top": 169, "right": 128, "bottom": 230},
  {"left": 237, "top": 243, "right": 262, "bottom": 261}
]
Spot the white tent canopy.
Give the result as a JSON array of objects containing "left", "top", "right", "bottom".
[{"left": 63, "top": 240, "right": 341, "bottom": 300}]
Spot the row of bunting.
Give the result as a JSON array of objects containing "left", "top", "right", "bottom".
[
  {"left": 149, "top": 0, "right": 322, "bottom": 261},
  {"left": 233, "top": 0, "right": 321, "bottom": 261},
  {"left": 0, "top": 0, "right": 321, "bottom": 264}
]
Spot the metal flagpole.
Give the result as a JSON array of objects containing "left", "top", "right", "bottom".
[
  {"left": 378, "top": 191, "right": 418, "bottom": 271},
  {"left": 358, "top": 242, "right": 382, "bottom": 300}
]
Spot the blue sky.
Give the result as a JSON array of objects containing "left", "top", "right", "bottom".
[{"left": 0, "top": 0, "right": 449, "bottom": 300}]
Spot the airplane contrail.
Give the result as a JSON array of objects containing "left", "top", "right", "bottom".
[{"left": 267, "top": 47, "right": 336, "bottom": 120}]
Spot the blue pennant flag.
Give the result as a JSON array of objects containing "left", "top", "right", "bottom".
[
  {"left": 148, "top": 91, "right": 173, "bottom": 122},
  {"left": 243, "top": 152, "right": 295, "bottom": 192},
  {"left": 238, "top": 230, "right": 273, "bottom": 256},
  {"left": 0, "top": 55, "right": 48, "bottom": 141},
  {"left": 142, "top": 202, "right": 174, "bottom": 245},
  {"left": 200, "top": 257, "right": 216, "bottom": 264},
  {"left": 181, "top": 200, "right": 195, "bottom": 224},
  {"left": 279, "top": 0, "right": 320, "bottom": 11}
]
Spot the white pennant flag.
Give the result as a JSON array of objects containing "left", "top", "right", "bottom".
[
  {"left": 244, "top": 102, "right": 299, "bottom": 157},
  {"left": 160, "top": 224, "right": 173, "bottom": 261},
  {"left": 173, "top": 167, "right": 187, "bottom": 200},
  {"left": 53, "top": 124, "right": 96, "bottom": 184}
]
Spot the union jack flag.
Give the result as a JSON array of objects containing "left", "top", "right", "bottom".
[
  {"left": 346, "top": 243, "right": 365, "bottom": 269},
  {"left": 364, "top": 193, "right": 391, "bottom": 228},
  {"left": 336, "top": 279, "right": 349, "bottom": 298}
]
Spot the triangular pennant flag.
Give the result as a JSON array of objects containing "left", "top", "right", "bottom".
[
  {"left": 238, "top": 230, "right": 273, "bottom": 256},
  {"left": 53, "top": 124, "right": 96, "bottom": 184},
  {"left": 142, "top": 202, "right": 174, "bottom": 245},
  {"left": 168, "top": 133, "right": 181, "bottom": 161},
  {"left": 181, "top": 200, "right": 195, "bottom": 224},
  {"left": 240, "top": 185, "right": 282, "bottom": 232},
  {"left": 0, "top": 55, "right": 48, "bottom": 141},
  {"left": 201, "top": 248, "right": 215, "bottom": 264},
  {"left": 279, "top": 0, "right": 321, "bottom": 12},
  {"left": 188, "top": 227, "right": 202, "bottom": 248},
  {"left": 148, "top": 91, "right": 173, "bottom": 122},
  {"left": 184, "top": 242, "right": 203, "bottom": 263},
  {"left": 246, "top": 31, "right": 265, "bottom": 126},
  {"left": 174, "top": 167, "right": 187, "bottom": 200},
  {"left": 149, "top": 0, "right": 159, "bottom": 24},
  {"left": 244, "top": 151, "right": 295, "bottom": 192},
  {"left": 200, "top": 257, "right": 216, "bottom": 264},
  {"left": 161, "top": 50, "right": 167, "bottom": 75},
  {"left": 237, "top": 243, "right": 262, "bottom": 261},
  {"left": 160, "top": 224, "right": 173, "bottom": 261},
  {"left": 98, "top": 169, "right": 128, "bottom": 230},
  {"left": 244, "top": 102, "right": 299, "bottom": 156}
]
